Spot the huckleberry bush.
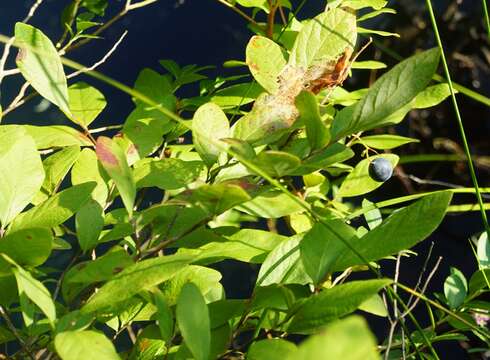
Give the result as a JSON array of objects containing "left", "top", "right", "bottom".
[{"left": 0, "top": 1, "right": 488, "bottom": 359}]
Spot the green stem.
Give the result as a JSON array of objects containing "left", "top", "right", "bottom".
[
  {"left": 482, "top": 0, "right": 490, "bottom": 40},
  {"left": 424, "top": 0, "right": 490, "bottom": 239}
]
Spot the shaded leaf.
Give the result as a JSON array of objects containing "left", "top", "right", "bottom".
[
  {"left": 134, "top": 158, "right": 204, "bottom": 190},
  {"left": 300, "top": 220, "right": 357, "bottom": 285},
  {"left": 0, "top": 228, "right": 52, "bottom": 267},
  {"left": 176, "top": 282, "right": 211, "bottom": 360},
  {"left": 332, "top": 192, "right": 452, "bottom": 271},
  {"left": 82, "top": 253, "right": 192, "bottom": 313},
  {"left": 338, "top": 154, "right": 399, "bottom": 197},
  {"left": 296, "top": 91, "right": 330, "bottom": 151},
  {"left": 288, "top": 279, "right": 391, "bottom": 333},
  {"left": 76, "top": 199, "right": 104, "bottom": 252}
]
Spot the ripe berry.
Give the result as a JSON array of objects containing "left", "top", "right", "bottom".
[{"left": 369, "top": 158, "right": 393, "bottom": 182}]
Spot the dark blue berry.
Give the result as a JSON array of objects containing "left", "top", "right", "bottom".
[{"left": 369, "top": 158, "right": 393, "bottom": 182}]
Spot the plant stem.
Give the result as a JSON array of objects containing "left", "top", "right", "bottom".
[
  {"left": 425, "top": 0, "right": 490, "bottom": 239},
  {"left": 482, "top": 0, "right": 490, "bottom": 40}
]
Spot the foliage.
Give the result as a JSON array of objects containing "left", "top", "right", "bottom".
[{"left": 0, "top": 0, "right": 488, "bottom": 359}]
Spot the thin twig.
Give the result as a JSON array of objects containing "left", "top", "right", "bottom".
[
  {"left": 67, "top": 31, "right": 128, "bottom": 79},
  {"left": 402, "top": 256, "right": 443, "bottom": 317},
  {"left": 0, "top": 306, "right": 35, "bottom": 360},
  {"left": 215, "top": 0, "right": 260, "bottom": 27}
]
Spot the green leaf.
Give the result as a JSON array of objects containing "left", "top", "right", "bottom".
[
  {"left": 337, "top": 154, "right": 399, "bottom": 198},
  {"left": 246, "top": 36, "right": 287, "bottom": 93},
  {"left": 68, "top": 82, "right": 107, "bottom": 127},
  {"left": 238, "top": 190, "right": 304, "bottom": 219},
  {"left": 332, "top": 192, "right": 452, "bottom": 271},
  {"left": 81, "top": 0, "right": 108, "bottom": 15},
  {"left": 76, "top": 199, "right": 104, "bottom": 252},
  {"left": 55, "top": 330, "right": 121, "bottom": 360},
  {"left": 133, "top": 68, "right": 173, "bottom": 105},
  {"left": 123, "top": 99, "right": 175, "bottom": 159},
  {"left": 291, "top": 316, "right": 380, "bottom": 359},
  {"left": 351, "top": 60, "right": 387, "bottom": 69},
  {"left": 159, "top": 265, "right": 222, "bottom": 306},
  {"left": 9, "top": 182, "right": 96, "bottom": 232},
  {"left": 291, "top": 142, "right": 354, "bottom": 175},
  {"left": 22, "top": 125, "right": 92, "bottom": 149},
  {"left": 0, "top": 126, "right": 44, "bottom": 227},
  {"left": 5, "top": 257, "right": 56, "bottom": 324},
  {"left": 176, "top": 282, "right": 211, "bottom": 360},
  {"left": 190, "top": 229, "right": 287, "bottom": 265},
  {"left": 413, "top": 83, "right": 452, "bottom": 109},
  {"left": 331, "top": 48, "right": 440, "bottom": 139},
  {"left": 358, "top": 294, "right": 388, "bottom": 317},
  {"left": 444, "top": 267, "right": 468, "bottom": 309},
  {"left": 288, "top": 279, "right": 391, "bottom": 333},
  {"left": 192, "top": 103, "right": 230, "bottom": 167},
  {"left": 362, "top": 199, "right": 382, "bottom": 230},
  {"left": 257, "top": 236, "right": 311, "bottom": 286},
  {"left": 62, "top": 247, "right": 133, "bottom": 302},
  {"left": 81, "top": 253, "right": 192, "bottom": 313},
  {"left": 254, "top": 150, "right": 301, "bottom": 177},
  {"left": 71, "top": 148, "right": 109, "bottom": 205},
  {"left": 33, "top": 145, "right": 80, "bottom": 204},
  {"left": 232, "top": 92, "right": 299, "bottom": 146},
  {"left": 154, "top": 291, "right": 174, "bottom": 343},
  {"left": 289, "top": 8, "right": 357, "bottom": 69},
  {"left": 477, "top": 232, "right": 489, "bottom": 268},
  {"left": 357, "top": 135, "right": 419, "bottom": 150},
  {"left": 300, "top": 220, "right": 357, "bottom": 285},
  {"left": 14, "top": 23, "right": 70, "bottom": 114},
  {"left": 295, "top": 91, "right": 330, "bottom": 151},
  {"left": 210, "top": 82, "right": 264, "bottom": 108},
  {"left": 184, "top": 183, "right": 251, "bottom": 215},
  {"left": 134, "top": 158, "right": 204, "bottom": 190},
  {"left": 0, "top": 228, "right": 52, "bottom": 267},
  {"left": 248, "top": 339, "right": 297, "bottom": 360},
  {"left": 96, "top": 136, "right": 136, "bottom": 217}
]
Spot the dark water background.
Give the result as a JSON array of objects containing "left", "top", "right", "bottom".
[{"left": 1, "top": 0, "right": 489, "bottom": 358}]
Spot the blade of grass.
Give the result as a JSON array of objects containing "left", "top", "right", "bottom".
[
  {"left": 425, "top": 0, "right": 490, "bottom": 240},
  {"left": 482, "top": 0, "right": 490, "bottom": 40}
]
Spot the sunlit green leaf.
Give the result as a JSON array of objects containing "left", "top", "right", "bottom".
[
  {"left": 55, "top": 330, "right": 121, "bottom": 360},
  {"left": 15, "top": 23, "right": 70, "bottom": 114},
  {"left": 192, "top": 102, "right": 230, "bottom": 167},
  {"left": 68, "top": 82, "right": 106, "bottom": 127},
  {"left": 444, "top": 267, "right": 468, "bottom": 309},
  {"left": 0, "top": 126, "right": 44, "bottom": 227},
  {"left": 246, "top": 36, "right": 287, "bottom": 93}
]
